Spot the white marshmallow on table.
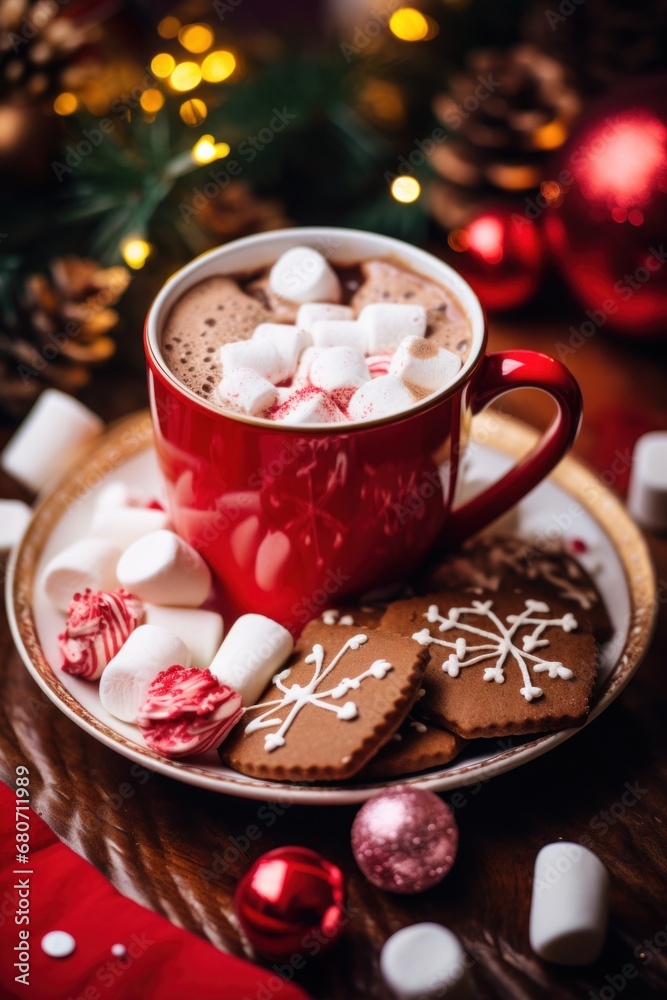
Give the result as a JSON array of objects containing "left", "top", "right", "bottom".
[
  {"left": 41, "top": 538, "right": 121, "bottom": 612},
  {"left": 144, "top": 605, "right": 223, "bottom": 669},
  {"left": 208, "top": 614, "right": 294, "bottom": 705},
  {"left": 310, "top": 347, "right": 370, "bottom": 393},
  {"left": 389, "top": 335, "right": 462, "bottom": 393},
  {"left": 273, "top": 390, "right": 343, "bottom": 425},
  {"left": 296, "top": 303, "right": 354, "bottom": 333},
  {"left": 627, "top": 431, "right": 667, "bottom": 531},
  {"left": 99, "top": 624, "right": 191, "bottom": 722},
  {"left": 380, "top": 923, "right": 473, "bottom": 1000},
  {"left": 217, "top": 368, "right": 278, "bottom": 417},
  {"left": 252, "top": 323, "right": 312, "bottom": 382},
  {"left": 219, "top": 339, "right": 284, "bottom": 384},
  {"left": 91, "top": 506, "right": 170, "bottom": 550},
  {"left": 116, "top": 529, "right": 211, "bottom": 607},
  {"left": 348, "top": 375, "right": 415, "bottom": 422},
  {"left": 311, "top": 319, "right": 369, "bottom": 353},
  {"left": 269, "top": 246, "right": 341, "bottom": 304},
  {"left": 1, "top": 389, "right": 104, "bottom": 494},
  {"left": 529, "top": 842, "right": 609, "bottom": 964},
  {"left": 358, "top": 303, "right": 427, "bottom": 354},
  {"left": 0, "top": 499, "right": 31, "bottom": 555}
]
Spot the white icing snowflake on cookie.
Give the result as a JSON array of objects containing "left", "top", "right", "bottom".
[
  {"left": 244, "top": 633, "right": 393, "bottom": 752},
  {"left": 412, "top": 598, "right": 577, "bottom": 702}
]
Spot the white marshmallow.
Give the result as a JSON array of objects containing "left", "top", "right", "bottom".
[
  {"left": 99, "top": 624, "right": 191, "bottom": 722},
  {"left": 529, "top": 842, "right": 609, "bottom": 964},
  {"left": 1, "top": 389, "right": 104, "bottom": 493},
  {"left": 389, "top": 335, "right": 462, "bottom": 393},
  {"left": 0, "top": 499, "right": 31, "bottom": 555},
  {"left": 219, "top": 339, "right": 283, "bottom": 383},
  {"left": 358, "top": 303, "right": 427, "bottom": 354},
  {"left": 116, "top": 529, "right": 211, "bottom": 607},
  {"left": 296, "top": 303, "right": 354, "bottom": 333},
  {"left": 347, "top": 375, "right": 415, "bottom": 422},
  {"left": 91, "top": 506, "right": 170, "bottom": 550},
  {"left": 273, "top": 390, "right": 343, "bottom": 425},
  {"left": 310, "top": 347, "right": 370, "bottom": 393},
  {"left": 311, "top": 319, "right": 369, "bottom": 352},
  {"left": 144, "top": 605, "right": 223, "bottom": 669},
  {"left": 208, "top": 614, "right": 293, "bottom": 705},
  {"left": 627, "top": 431, "right": 667, "bottom": 530},
  {"left": 217, "top": 367, "right": 278, "bottom": 416},
  {"left": 94, "top": 481, "right": 134, "bottom": 511},
  {"left": 252, "top": 323, "right": 312, "bottom": 381},
  {"left": 292, "top": 346, "right": 326, "bottom": 388},
  {"left": 41, "top": 538, "right": 121, "bottom": 612},
  {"left": 380, "top": 924, "right": 473, "bottom": 1000},
  {"left": 269, "top": 246, "right": 341, "bottom": 304}
]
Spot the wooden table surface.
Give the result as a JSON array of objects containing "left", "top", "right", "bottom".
[{"left": 2, "top": 310, "right": 667, "bottom": 999}]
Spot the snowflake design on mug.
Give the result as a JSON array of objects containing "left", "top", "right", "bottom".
[
  {"left": 412, "top": 598, "right": 578, "bottom": 702},
  {"left": 244, "top": 633, "right": 393, "bottom": 752}
]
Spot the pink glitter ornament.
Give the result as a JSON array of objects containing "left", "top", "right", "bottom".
[{"left": 351, "top": 787, "right": 458, "bottom": 893}]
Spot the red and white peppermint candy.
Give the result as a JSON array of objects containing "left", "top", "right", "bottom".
[
  {"left": 365, "top": 354, "right": 393, "bottom": 377},
  {"left": 59, "top": 589, "right": 144, "bottom": 681},
  {"left": 137, "top": 665, "right": 243, "bottom": 759}
]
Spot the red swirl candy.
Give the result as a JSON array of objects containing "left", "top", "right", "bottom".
[
  {"left": 137, "top": 665, "right": 243, "bottom": 759},
  {"left": 59, "top": 588, "right": 144, "bottom": 681}
]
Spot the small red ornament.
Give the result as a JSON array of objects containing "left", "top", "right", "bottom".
[
  {"left": 546, "top": 73, "right": 667, "bottom": 338},
  {"left": 234, "top": 847, "right": 346, "bottom": 960},
  {"left": 447, "top": 207, "right": 545, "bottom": 312}
]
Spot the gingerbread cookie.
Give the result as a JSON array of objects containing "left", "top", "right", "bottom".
[
  {"left": 358, "top": 716, "right": 464, "bottom": 780},
  {"left": 320, "top": 605, "right": 386, "bottom": 629},
  {"left": 380, "top": 592, "right": 598, "bottom": 739},
  {"left": 418, "top": 535, "right": 612, "bottom": 643},
  {"left": 221, "top": 623, "right": 429, "bottom": 781}
]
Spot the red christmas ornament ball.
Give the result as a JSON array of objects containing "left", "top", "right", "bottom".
[
  {"left": 234, "top": 847, "right": 346, "bottom": 960},
  {"left": 545, "top": 73, "right": 667, "bottom": 338},
  {"left": 447, "top": 207, "right": 546, "bottom": 312}
]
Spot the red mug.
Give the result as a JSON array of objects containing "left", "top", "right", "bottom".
[{"left": 145, "top": 228, "right": 582, "bottom": 633}]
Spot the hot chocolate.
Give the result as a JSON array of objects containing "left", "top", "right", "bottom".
[{"left": 160, "top": 248, "right": 472, "bottom": 423}]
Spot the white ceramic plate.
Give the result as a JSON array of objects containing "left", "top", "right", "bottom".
[{"left": 6, "top": 411, "right": 656, "bottom": 804}]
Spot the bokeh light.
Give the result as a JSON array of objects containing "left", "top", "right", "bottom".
[
  {"left": 157, "top": 16, "right": 180, "bottom": 39},
  {"left": 53, "top": 92, "right": 78, "bottom": 115},
  {"left": 151, "top": 53, "right": 176, "bottom": 79},
  {"left": 169, "top": 62, "right": 202, "bottom": 92},
  {"left": 391, "top": 175, "right": 421, "bottom": 203},
  {"left": 389, "top": 8, "right": 430, "bottom": 41},
  {"left": 466, "top": 215, "right": 505, "bottom": 264},
  {"left": 192, "top": 136, "right": 230, "bottom": 164},
  {"left": 178, "top": 24, "right": 214, "bottom": 54},
  {"left": 180, "top": 98, "right": 208, "bottom": 126},
  {"left": 121, "top": 238, "right": 151, "bottom": 269},
  {"left": 140, "top": 89, "right": 165, "bottom": 113},
  {"left": 201, "top": 50, "right": 236, "bottom": 83}
]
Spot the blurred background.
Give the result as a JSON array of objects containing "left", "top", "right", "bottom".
[{"left": 1, "top": 0, "right": 666, "bottom": 480}]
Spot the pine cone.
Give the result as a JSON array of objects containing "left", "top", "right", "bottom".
[
  {"left": 429, "top": 44, "right": 580, "bottom": 230},
  {"left": 525, "top": 0, "right": 667, "bottom": 96},
  {"left": 0, "top": 257, "right": 129, "bottom": 418},
  {"left": 0, "top": 0, "right": 96, "bottom": 105},
  {"left": 198, "top": 181, "right": 292, "bottom": 241}
]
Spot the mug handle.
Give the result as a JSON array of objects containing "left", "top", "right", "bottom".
[{"left": 442, "top": 350, "right": 583, "bottom": 542}]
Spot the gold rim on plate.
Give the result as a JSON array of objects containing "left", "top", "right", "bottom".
[{"left": 6, "top": 410, "right": 657, "bottom": 804}]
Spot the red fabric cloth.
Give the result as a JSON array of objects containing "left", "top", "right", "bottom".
[{"left": 0, "top": 781, "right": 310, "bottom": 1000}]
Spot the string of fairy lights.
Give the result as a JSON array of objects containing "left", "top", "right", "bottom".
[{"left": 49, "top": 6, "right": 442, "bottom": 269}]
